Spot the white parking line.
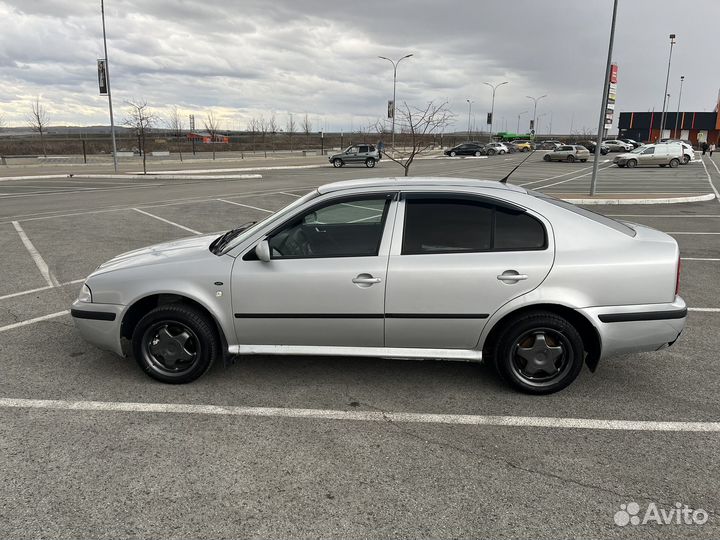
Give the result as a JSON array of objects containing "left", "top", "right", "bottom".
[
  {"left": 11, "top": 221, "right": 60, "bottom": 288},
  {"left": 0, "top": 278, "right": 85, "bottom": 301},
  {"left": 700, "top": 157, "right": 720, "bottom": 200},
  {"left": 0, "top": 311, "right": 70, "bottom": 333},
  {"left": 132, "top": 208, "right": 201, "bottom": 234},
  {"left": 217, "top": 199, "right": 273, "bottom": 213},
  {"left": 688, "top": 308, "right": 720, "bottom": 313},
  {"left": 279, "top": 192, "right": 302, "bottom": 198},
  {"left": 682, "top": 258, "right": 720, "bottom": 261},
  {"left": 0, "top": 397, "right": 719, "bottom": 432},
  {"left": 668, "top": 232, "right": 720, "bottom": 235}
]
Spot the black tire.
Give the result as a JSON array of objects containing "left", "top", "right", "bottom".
[
  {"left": 682, "top": 155, "right": 690, "bottom": 164},
  {"left": 499, "top": 150, "right": 506, "bottom": 155},
  {"left": 490, "top": 311, "right": 584, "bottom": 394},
  {"left": 332, "top": 158, "right": 343, "bottom": 168},
  {"left": 449, "top": 151, "right": 457, "bottom": 157},
  {"left": 132, "top": 304, "right": 219, "bottom": 384},
  {"left": 626, "top": 159, "right": 637, "bottom": 168},
  {"left": 617, "top": 163, "right": 625, "bottom": 168},
  {"left": 601, "top": 149, "right": 609, "bottom": 155},
  {"left": 523, "top": 147, "right": 530, "bottom": 152},
  {"left": 543, "top": 154, "right": 551, "bottom": 162},
  {"left": 474, "top": 151, "right": 482, "bottom": 157},
  {"left": 669, "top": 158, "right": 680, "bottom": 168},
  {"left": 566, "top": 155, "right": 575, "bottom": 163},
  {"left": 365, "top": 158, "right": 376, "bottom": 168},
  {"left": 487, "top": 149, "right": 496, "bottom": 156}
]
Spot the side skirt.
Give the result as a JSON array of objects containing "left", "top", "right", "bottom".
[{"left": 227, "top": 344, "right": 483, "bottom": 363}]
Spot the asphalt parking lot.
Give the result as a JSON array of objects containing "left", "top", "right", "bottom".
[{"left": 1, "top": 153, "right": 719, "bottom": 539}]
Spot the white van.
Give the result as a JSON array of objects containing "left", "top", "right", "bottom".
[{"left": 613, "top": 143, "right": 684, "bottom": 168}]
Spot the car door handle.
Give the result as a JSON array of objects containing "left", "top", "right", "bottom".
[
  {"left": 352, "top": 274, "right": 382, "bottom": 286},
  {"left": 497, "top": 273, "right": 528, "bottom": 282}
]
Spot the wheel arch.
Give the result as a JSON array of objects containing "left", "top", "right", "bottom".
[
  {"left": 120, "top": 293, "right": 229, "bottom": 360},
  {"left": 482, "top": 303, "right": 602, "bottom": 372}
]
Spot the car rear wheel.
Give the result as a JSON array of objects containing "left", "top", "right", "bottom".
[
  {"left": 626, "top": 159, "right": 637, "bottom": 168},
  {"left": 491, "top": 311, "right": 584, "bottom": 394},
  {"left": 566, "top": 155, "right": 575, "bottom": 163},
  {"left": 365, "top": 158, "right": 376, "bottom": 168},
  {"left": 487, "top": 149, "right": 496, "bottom": 156},
  {"left": 543, "top": 154, "right": 551, "bottom": 162},
  {"left": 449, "top": 151, "right": 456, "bottom": 157},
  {"left": 669, "top": 158, "right": 680, "bottom": 168},
  {"left": 332, "top": 158, "right": 343, "bottom": 167},
  {"left": 474, "top": 151, "right": 482, "bottom": 157},
  {"left": 132, "top": 304, "right": 219, "bottom": 384},
  {"left": 682, "top": 155, "right": 690, "bottom": 164},
  {"left": 580, "top": 159, "right": 587, "bottom": 162}
]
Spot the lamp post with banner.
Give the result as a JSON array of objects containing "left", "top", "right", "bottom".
[{"left": 378, "top": 53, "right": 413, "bottom": 153}]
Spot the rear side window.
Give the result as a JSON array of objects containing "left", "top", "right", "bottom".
[
  {"left": 402, "top": 197, "right": 547, "bottom": 255},
  {"left": 531, "top": 194, "right": 636, "bottom": 237}
]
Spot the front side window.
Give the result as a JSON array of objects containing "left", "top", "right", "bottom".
[
  {"left": 642, "top": 147, "right": 655, "bottom": 155},
  {"left": 268, "top": 195, "right": 391, "bottom": 259}
]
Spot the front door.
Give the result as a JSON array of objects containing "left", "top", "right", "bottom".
[
  {"left": 231, "top": 193, "right": 396, "bottom": 347},
  {"left": 384, "top": 194, "right": 554, "bottom": 350}
]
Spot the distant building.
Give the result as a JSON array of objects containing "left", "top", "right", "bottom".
[
  {"left": 186, "top": 132, "right": 229, "bottom": 144},
  {"left": 618, "top": 111, "right": 720, "bottom": 146}
]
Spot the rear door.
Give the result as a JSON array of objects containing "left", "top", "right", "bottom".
[{"left": 384, "top": 193, "right": 554, "bottom": 350}]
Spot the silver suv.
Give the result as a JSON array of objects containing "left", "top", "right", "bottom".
[{"left": 329, "top": 144, "right": 380, "bottom": 168}]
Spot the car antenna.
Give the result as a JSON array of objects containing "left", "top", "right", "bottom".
[{"left": 499, "top": 149, "right": 537, "bottom": 184}]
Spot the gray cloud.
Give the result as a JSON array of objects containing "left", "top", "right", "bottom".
[{"left": 0, "top": 0, "right": 717, "bottom": 134}]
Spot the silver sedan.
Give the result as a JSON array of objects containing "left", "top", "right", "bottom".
[{"left": 71, "top": 178, "right": 686, "bottom": 394}]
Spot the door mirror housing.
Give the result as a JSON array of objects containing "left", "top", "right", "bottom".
[{"left": 255, "top": 239, "right": 271, "bottom": 262}]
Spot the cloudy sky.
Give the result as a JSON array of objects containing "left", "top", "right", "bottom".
[{"left": 1, "top": 0, "right": 718, "bottom": 134}]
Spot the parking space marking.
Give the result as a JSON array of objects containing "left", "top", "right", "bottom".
[
  {"left": 279, "top": 192, "right": 302, "bottom": 198},
  {"left": 532, "top": 163, "right": 616, "bottom": 190},
  {"left": 132, "top": 208, "right": 202, "bottom": 234},
  {"left": 689, "top": 308, "right": 720, "bottom": 312},
  {"left": 0, "top": 310, "right": 70, "bottom": 333},
  {"left": 518, "top": 164, "right": 595, "bottom": 187},
  {"left": 682, "top": 257, "right": 720, "bottom": 261},
  {"left": 668, "top": 232, "right": 720, "bottom": 235},
  {"left": 1, "top": 397, "right": 720, "bottom": 432},
  {"left": 11, "top": 221, "right": 60, "bottom": 288},
  {"left": 217, "top": 199, "right": 273, "bottom": 213},
  {"left": 0, "top": 278, "right": 85, "bottom": 302},
  {"left": 700, "top": 157, "right": 720, "bottom": 200}
]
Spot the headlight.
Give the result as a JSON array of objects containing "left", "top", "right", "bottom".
[{"left": 78, "top": 283, "right": 93, "bottom": 303}]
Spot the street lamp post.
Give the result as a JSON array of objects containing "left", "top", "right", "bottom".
[
  {"left": 483, "top": 81, "right": 508, "bottom": 140},
  {"left": 658, "top": 34, "right": 676, "bottom": 141},
  {"left": 378, "top": 53, "right": 413, "bottom": 153},
  {"left": 589, "top": 0, "right": 619, "bottom": 196},
  {"left": 466, "top": 99, "right": 473, "bottom": 138},
  {"left": 674, "top": 75, "right": 685, "bottom": 138},
  {"left": 517, "top": 111, "right": 528, "bottom": 134},
  {"left": 100, "top": 0, "right": 118, "bottom": 172},
  {"left": 526, "top": 95, "right": 547, "bottom": 139}
]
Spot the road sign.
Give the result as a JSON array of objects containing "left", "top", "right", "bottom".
[
  {"left": 387, "top": 100, "right": 394, "bottom": 119},
  {"left": 97, "top": 59, "right": 108, "bottom": 95},
  {"left": 486, "top": 112, "right": 492, "bottom": 125}
]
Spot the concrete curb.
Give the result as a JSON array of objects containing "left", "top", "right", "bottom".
[
  {"left": 69, "top": 173, "right": 263, "bottom": 181},
  {"left": 133, "top": 164, "right": 326, "bottom": 175},
  {"left": 562, "top": 193, "right": 716, "bottom": 205}
]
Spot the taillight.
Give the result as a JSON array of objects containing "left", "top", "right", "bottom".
[{"left": 675, "top": 256, "right": 682, "bottom": 296}]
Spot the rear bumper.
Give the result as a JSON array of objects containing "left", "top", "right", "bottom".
[
  {"left": 71, "top": 300, "right": 125, "bottom": 356},
  {"left": 580, "top": 296, "right": 687, "bottom": 361}
]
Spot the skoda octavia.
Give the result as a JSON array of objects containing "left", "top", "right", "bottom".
[{"left": 71, "top": 178, "right": 686, "bottom": 394}]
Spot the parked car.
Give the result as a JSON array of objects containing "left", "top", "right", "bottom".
[
  {"left": 603, "top": 140, "right": 634, "bottom": 152},
  {"left": 613, "top": 143, "right": 684, "bottom": 168},
  {"left": 503, "top": 142, "right": 520, "bottom": 153},
  {"left": 71, "top": 177, "right": 686, "bottom": 395},
  {"left": 674, "top": 141, "right": 695, "bottom": 164},
  {"left": 485, "top": 142, "right": 509, "bottom": 155},
  {"left": 543, "top": 145, "right": 591, "bottom": 163},
  {"left": 619, "top": 138, "right": 642, "bottom": 149},
  {"left": 536, "top": 140, "right": 562, "bottom": 150},
  {"left": 444, "top": 142, "right": 486, "bottom": 157},
  {"left": 513, "top": 140, "right": 533, "bottom": 152},
  {"left": 578, "top": 141, "right": 610, "bottom": 155},
  {"left": 328, "top": 144, "right": 380, "bottom": 168}
]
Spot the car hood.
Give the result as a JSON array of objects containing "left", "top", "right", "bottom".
[
  {"left": 92, "top": 233, "right": 221, "bottom": 275},
  {"left": 615, "top": 152, "right": 635, "bottom": 159}
]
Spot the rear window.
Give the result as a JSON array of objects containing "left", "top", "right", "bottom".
[{"left": 529, "top": 192, "right": 636, "bottom": 237}]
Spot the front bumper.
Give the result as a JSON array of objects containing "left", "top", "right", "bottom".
[
  {"left": 580, "top": 296, "right": 687, "bottom": 361},
  {"left": 71, "top": 300, "right": 125, "bottom": 356}
]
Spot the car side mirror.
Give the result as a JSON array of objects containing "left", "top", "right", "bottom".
[{"left": 255, "top": 239, "right": 271, "bottom": 262}]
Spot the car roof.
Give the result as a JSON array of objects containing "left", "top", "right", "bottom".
[{"left": 317, "top": 177, "right": 527, "bottom": 195}]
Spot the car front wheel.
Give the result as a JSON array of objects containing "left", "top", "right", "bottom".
[
  {"left": 626, "top": 159, "right": 637, "bottom": 168},
  {"left": 566, "top": 155, "right": 575, "bottom": 163},
  {"left": 543, "top": 154, "right": 551, "bottom": 161},
  {"left": 449, "top": 151, "right": 456, "bottom": 157},
  {"left": 490, "top": 311, "right": 584, "bottom": 394},
  {"left": 474, "top": 151, "right": 482, "bottom": 157},
  {"left": 332, "top": 158, "right": 343, "bottom": 167},
  {"left": 487, "top": 149, "right": 496, "bottom": 156},
  {"left": 669, "top": 158, "right": 680, "bottom": 168},
  {"left": 132, "top": 304, "right": 219, "bottom": 384}
]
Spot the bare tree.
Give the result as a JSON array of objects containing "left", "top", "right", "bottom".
[
  {"left": 165, "top": 106, "right": 184, "bottom": 162},
  {"left": 258, "top": 115, "right": 268, "bottom": 157},
  {"left": 268, "top": 114, "right": 278, "bottom": 152},
  {"left": 203, "top": 111, "right": 221, "bottom": 160},
  {"left": 123, "top": 99, "right": 156, "bottom": 174},
  {"left": 286, "top": 113, "right": 296, "bottom": 151},
  {"left": 0, "top": 114, "right": 6, "bottom": 132},
  {"left": 247, "top": 117, "right": 259, "bottom": 153},
  {"left": 380, "top": 101, "right": 454, "bottom": 176},
  {"left": 300, "top": 113, "right": 312, "bottom": 148},
  {"left": 27, "top": 98, "right": 49, "bottom": 157}
]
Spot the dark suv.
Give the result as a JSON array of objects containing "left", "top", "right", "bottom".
[{"left": 329, "top": 144, "right": 380, "bottom": 168}]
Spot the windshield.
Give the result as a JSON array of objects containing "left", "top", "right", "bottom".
[
  {"left": 216, "top": 190, "right": 320, "bottom": 255},
  {"left": 630, "top": 146, "right": 647, "bottom": 154}
]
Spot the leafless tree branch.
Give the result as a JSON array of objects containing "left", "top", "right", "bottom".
[{"left": 26, "top": 97, "right": 49, "bottom": 157}]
